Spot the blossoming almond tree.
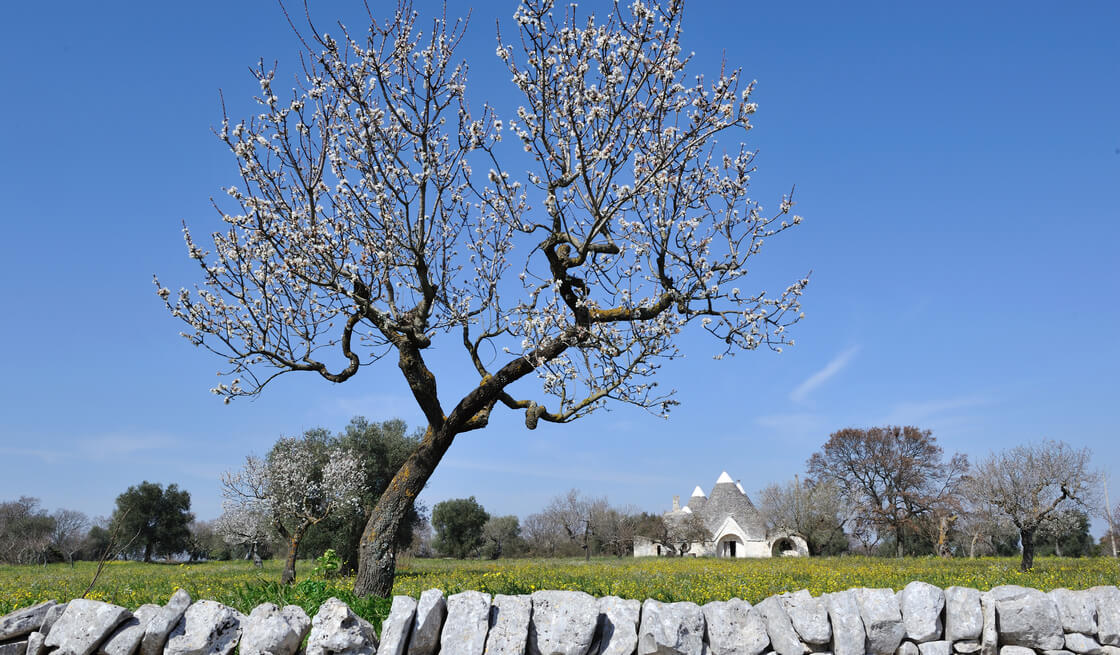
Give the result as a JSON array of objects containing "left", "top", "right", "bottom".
[
  {"left": 157, "top": 0, "right": 808, "bottom": 596},
  {"left": 221, "top": 433, "right": 364, "bottom": 584}
]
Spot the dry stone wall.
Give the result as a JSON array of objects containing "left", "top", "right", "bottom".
[{"left": 2, "top": 584, "right": 1120, "bottom": 655}]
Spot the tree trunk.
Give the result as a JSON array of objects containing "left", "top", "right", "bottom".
[
  {"left": 1020, "top": 528, "right": 1036, "bottom": 572},
  {"left": 354, "top": 425, "right": 457, "bottom": 597},
  {"left": 281, "top": 525, "right": 306, "bottom": 585},
  {"left": 969, "top": 533, "right": 979, "bottom": 559},
  {"left": 143, "top": 542, "right": 153, "bottom": 563}
]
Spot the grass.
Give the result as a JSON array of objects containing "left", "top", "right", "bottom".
[{"left": 2, "top": 556, "right": 1118, "bottom": 629}]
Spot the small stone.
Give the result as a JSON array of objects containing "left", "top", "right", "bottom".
[
  {"left": 485, "top": 594, "right": 531, "bottom": 655},
  {"left": 140, "top": 589, "right": 191, "bottom": 655},
  {"left": 1102, "top": 648, "right": 1120, "bottom": 655},
  {"left": 529, "top": 590, "right": 600, "bottom": 655},
  {"left": 994, "top": 587, "right": 1063, "bottom": 651},
  {"left": 955, "top": 641, "right": 982, "bottom": 654},
  {"left": 26, "top": 632, "right": 46, "bottom": 655},
  {"left": 999, "top": 647, "right": 1036, "bottom": 655},
  {"left": 408, "top": 589, "right": 447, "bottom": 655},
  {"left": 900, "top": 582, "right": 945, "bottom": 643},
  {"left": 44, "top": 599, "right": 132, "bottom": 655},
  {"left": 1049, "top": 590, "right": 1097, "bottom": 636},
  {"left": 1064, "top": 634, "right": 1103, "bottom": 655},
  {"left": 857, "top": 588, "right": 905, "bottom": 655},
  {"left": 823, "top": 591, "right": 865, "bottom": 655},
  {"left": 239, "top": 603, "right": 310, "bottom": 655},
  {"left": 98, "top": 604, "right": 160, "bottom": 655},
  {"left": 306, "top": 598, "right": 377, "bottom": 655},
  {"left": 441, "top": 591, "right": 490, "bottom": 655},
  {"left": 919, "top": 641, "right": 952, "bottom": 655},
  {"left": 756, "top": 596, "right": 808, "bottom": 655},
  {"left": 703, "top": 599, "right": 770, "bottom": 655},
  {"left": 637, "top": 600, "right": 705, "bottom": 655},
  {"left": 782, "top": 591, "right": 831, "bottom": 647},
  {"left": 592, "top": 596, "right": 640, "bottom": 655},
  {"left": 164, "top": 600, "right": 244, "bottom": 655},
  {"left": 0, "top": 640, "right": 28, "bottom": 655},
  {"left": 898, "top": 642, "right": 920, "bottom": 655},
  {"left": 0, "top": 602, "right": 57, "bottom": 642},
  {"left": 1043, "top": 651, "right": 1075, "bottom": 655},
  {"left": 980, "top": 593, "right": 997, "bottom": 655},
  {"left": 379, "top": 597, "right": 418, "bottom": 655},
  {"left": 945, "top": 588, "right": 983, "bottom": 643},
  {"left": 1090, "top": 587, "right": 1120, "bottom": 647}
]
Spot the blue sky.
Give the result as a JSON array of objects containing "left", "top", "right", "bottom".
[{"left": 1, "top": 1, "right": 1117, "bottom": 534}]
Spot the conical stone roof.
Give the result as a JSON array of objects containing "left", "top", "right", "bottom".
[{"left": 698, "top": 472, "right": 767, "bottom": 540}]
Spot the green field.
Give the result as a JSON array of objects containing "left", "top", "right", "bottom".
[{"left": 2, "top": 556, "right": 1118, "bottom": 628}]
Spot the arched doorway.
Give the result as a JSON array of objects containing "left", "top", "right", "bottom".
[
  {"left": 717, "top": 535, "right": 743, "bottom": 558},
  {"left": 771, "top": 538, "right": 795, "bottom": 556}
]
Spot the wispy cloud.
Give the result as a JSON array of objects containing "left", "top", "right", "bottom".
[
  {"left": 878, "top": 394, "right": 993, "bottom": 426},
  {"left": 790, "top": 346, "right": 861, "bottom": 403}
]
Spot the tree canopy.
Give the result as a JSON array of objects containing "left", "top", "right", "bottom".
[
  {"left": 111, "top": 481, "right": 194, "bottom": 562},
  {"left": 431, "top": 497, "right": 490, "bottom": 559}
]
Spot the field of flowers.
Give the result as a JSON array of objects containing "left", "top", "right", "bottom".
[{"left": 2, "top": 556, "right": 1118, "bottom": 628}]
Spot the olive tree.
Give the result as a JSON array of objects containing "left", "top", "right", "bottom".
[
  {"left": 966, "top": 440, "right": 1099, "bottom": 571},
  {"left": 158, "top": 0, "right": 807, "bottom": 596}
]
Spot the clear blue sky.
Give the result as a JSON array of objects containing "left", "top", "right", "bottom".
[{"left": 1, "top": 1, "right": 1117, "bottom": 534}]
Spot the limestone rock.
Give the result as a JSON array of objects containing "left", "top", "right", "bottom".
[
  {"left": 999, "top": 647, "right": 1035, "bottom": 655},
  {"left": 980, "top": 593, "right": 997, "bottom": 655},
  {"left": 378, "top": 597, "right": 418, "bottom": 655},
  {"left": 954, "top": 642, "right": 981, "bottom": 653},
  {"left": 485, "top": 594, "right": 531, "bottom": 655},
  {"left": 44, "top": 599, "right": 132, "bottom": 655},
  {"left": 408, "top": 589, "right": 447, "bottom": 655},
  {"left": 757, "top": 596, "right": 808, "bottom": 655},
  {"left": 529, "top": 590, "right": 600, "bottom": 655},
  {"left": 782, "top": 591, "right": 831, "bottom": 647},
  {"left": 164, "top": 600, "right": 244, "bottom": 655},
  {"left": 1044, "top": 651, "right": 1076, "bottom": 655},
  {"left": 0, "top": 602, "right": 56, "bottom": 642},
  {"left": 98, "top": 603, "right": 160, "bottom": 655},
  {"left": 900, "top": 582, "right": 945, "bottom": 643},
  {"left": 1100, "top": 648, "right": 1120, "bottom": 655},
  {"left": 42, "top": 603, "right": 68, "bottom": 637},
  {"left": 1049, "top": 589, "right": 1097, "bottom": 636},
  {"left": 944, "top": 587, "right": 983, "bottom": 643},
  {"left": 994, "top": 587, "right": 1063, "bottom": 650},
  {"left": 239, "top": 603, "right": 310, "bottom": 655},
  {"left": 26, "top": 632, "right": 46, "bottom": 655},
  {"left": 899, "top": 642, "right": 920, "bottom": 655},
  {"left": 1065, "top": 634, "right": 1103, "bottom": 655},
  {"left": 441, "top": 591, "right": 490, "bottom": 655},
  {"left": 0, "top": 639, "right": 28, "bottom": 655},
  {"left": 703, "top": 599, "right": 769, "bottom": 655},
  {"left": 140, "top": 588, "right": 191, "bottom": 655},
  {"left": 823, "top": 591, "right": 866, "bottom": 655},
  {"left": 637, "top": 600, "right": 705, "bottom": 655},
  {"left": 306, "top": 598, "right": 377, "bottom": 655},
  {"left": 919, "top": 641, "right": 952, "bottom": 655},
  {"left": 857, "top": 588, "right": 905, "bottom": 655},
  {"left": 1090, "top": 587, "right": 1120, "bottom": 647},
  {"left": 593, "top": 596, "right": 640, "bottom": 655}
]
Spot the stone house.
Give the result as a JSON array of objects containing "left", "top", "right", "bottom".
[{"left": 633, "top": 471, "right": 809, "bottom": 558}]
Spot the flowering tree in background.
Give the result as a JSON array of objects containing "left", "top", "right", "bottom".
[
  {"left": 158, "top": 0, "right": 807, "bottom": 596},
  {"left": 966, "top": 440, "right": 1099, "bottom": 571},
  {"left": 221, "top": 430, "right": 364, "bottom": 583},
  {"left": 213, "top": 504, "right": 273, "bottom": 564}
]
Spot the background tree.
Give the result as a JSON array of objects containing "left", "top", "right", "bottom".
[
  {"left": 49, "top": 509, "right": 89, "bottom": 566},
  {"left": 540, "top": 490, "right": 610, "bottom": 561},
  {"left": 213, "top": 504, "right": 275, "bottom": 563},
  {"left": 594, "top": 506, "right": 645, "bottom": 558},
  {"left": 635, "top": 511, "right": 709, "bottom": 556},
  {"left": 806, "top": 426, "right": 968, "bottom": 557},
  {"left": 481, "top": 515, "right": 526, "bottom": 559},
  {"left": 1035, "top": 509, "right": 1094, "bottom": 557},
  {"left": 302, "top": 417, "right": 424, "bottom": 573},
  {"left": 110, "top": 482, "right": 193, "bottom": 562},
  {"left": 758, "top": 477, "right": 849, "bottom": 556},
  {"left": 222, "top": 428, "right": 364, "bottom": 583},
  {"left": 431, "top": 497, "right": 489, "bottom": 559},
  {"left": 966, "top": 440, "right": 1099, "bottom": 571},
  {"left": 158, "top": 0, "right": 807, "bottom": 597},
  {"left": 0, "top": 497, "right": 55, "bottom": 564}
]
